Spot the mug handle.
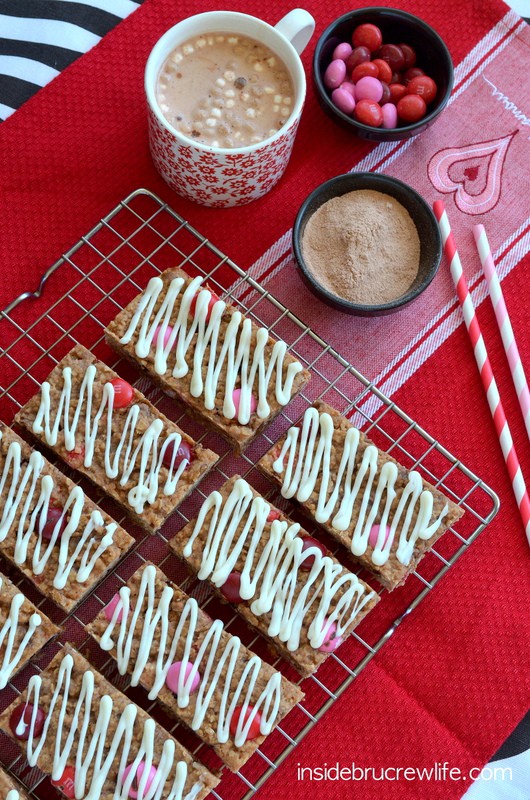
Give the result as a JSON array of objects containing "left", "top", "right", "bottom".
[{"left": 274, "top": 8, "right": 315, "bottom": 55}]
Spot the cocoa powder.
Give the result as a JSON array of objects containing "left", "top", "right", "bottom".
[{"left": 301, "top": 189, "right": 420, "bottom": 305}]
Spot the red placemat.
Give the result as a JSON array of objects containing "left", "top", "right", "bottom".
[{"left": 0, "top": 1, "right": 529, "bottom": 799}]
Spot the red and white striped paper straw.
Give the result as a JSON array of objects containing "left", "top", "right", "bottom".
[
  {"left": 473, "top": 224, "right": 530, "bottom": 440},
  {"left": 433, "top": 200, "right": 530, "bottom": 545}
]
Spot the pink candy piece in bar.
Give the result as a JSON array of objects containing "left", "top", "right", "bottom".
[
  {"left": 232, "top": 388, "right": 257, "bottom": 416},
  {"left": 165, "top": 661, "right": 201, "bottom": 695},
  {"left": 122, "top": 762, "right": 157, "bottom": 799},
  {"left": 318, "top": 619, "right": 343, "bottom": 653},
  {"left": 104, "top": 593, "right": 124, "bottom": 622},
  {"left": 368, "top": 524, "right": 392, "bottom": 549},
  {"left": 154, "top": 325, "right": 173, "bottom": 347}
]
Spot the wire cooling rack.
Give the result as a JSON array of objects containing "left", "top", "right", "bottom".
[{"left": 0, "top": 188, "right": 499, "bottom": 800}]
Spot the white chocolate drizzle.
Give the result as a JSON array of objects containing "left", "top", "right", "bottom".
[
  {"left": 272, "top": 408, "right": 449, "bottom": 567},
  {"left": 184, "top": 478, "right": 375, "bottom": 651},
  {"left": 0, "top": 433, "right": 118, "bottom": 590},
  {"left": 31, "top": 363, "right": 189, "bottom": 515},
  {"left": 21, "top": 652, "right": 204, "bottom": 800},
  {"left": 6, "top": 791, "right": 20, "bottom": 800},
  {"left": 99, "top": 564, "right": 282, "bottom": 747},
  {"left": 118, "top": 274, "right": 304, "bottom": 425},
  {"left": 0, "top": 575, "right": 42, "bottom": 690}
]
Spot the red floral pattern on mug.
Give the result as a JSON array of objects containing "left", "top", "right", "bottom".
[{"left": 148, "top": 105, "right": 300, "bottom": 208}]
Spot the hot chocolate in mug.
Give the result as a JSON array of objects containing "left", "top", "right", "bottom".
[{"left": 145, "top": 9, "right": 315, "bottom": 207}]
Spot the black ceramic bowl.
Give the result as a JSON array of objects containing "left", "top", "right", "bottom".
[
  {"left": 292, "top": 172, "right": 442, "bottom": 316},
  {"left": 313, "top": 7, "right": 454, "bottom": 142}
]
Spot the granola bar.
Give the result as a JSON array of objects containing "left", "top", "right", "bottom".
[
  {"left": 87, "top": 562, "right": 304, "bottom": 771},
  {"left": 105, "top": 267, "right": 311, "bottom": 453},
  {"left": 258, "top": 401, "right": 465, "bottom": 590},
  {"left": 0, "top": 644, "right": 218, "bottom": 800},
  {"left": 15, "top": 345, "right": 219, "bottom": 534},
  {"left": 0, "top": 572, "right": 59, "bottom": 690},
  {"left": 0, "top": 425, "right": 133, "bottom": 612},
  {"left": 170, "top": 476, "right": 379, "bottom": 677}
]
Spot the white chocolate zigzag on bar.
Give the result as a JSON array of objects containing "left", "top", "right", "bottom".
[
  {"left": 272, "top": 408, "right": 449, "bottom": 567},
  {"left": 31, "top": 363, "right": 188, "bottom": 514},
  {"left": 19, "top": 652, "right": 203, "bottom": 800},
  {"left": 183, "top": 478, "right": 375, "bottom": 651},
  {"left": 99, "top": 563, "right": 282, "bottom": 747},
  {"left": 117, "top": 274, "right": 304, "bottom": 426},
  {"left": 0, "top": 433, "right": 117, "bottom": 590},
  {"left": 0, "top": 575, "right": 42, "bottom": 690},
  {"left": 6, "top": 791, "right": 20, "bottom": 800}
]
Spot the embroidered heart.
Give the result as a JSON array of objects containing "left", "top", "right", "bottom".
[
  {"left": 448, "top": 157, "right": 488, "bottom": 197},
  {"left": 463, "top": 165, "right": 479, "bottom": 182},
  {"left": 428, "top": 132, "right": 516, "bottom": 215}
]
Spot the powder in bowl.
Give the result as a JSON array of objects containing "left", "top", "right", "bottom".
[{"left": 300, "top": 189, "right": 420, "bottom": 306}]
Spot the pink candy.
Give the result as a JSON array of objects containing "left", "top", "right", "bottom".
[
  {"left": 104, "top": 593, "right": 124, "bottom": 623},
  {"left": 332, "top": 42, "right": 353, "bottom": 61},
  {"left": 318, "top": 618, "right": 343, "bottom": 653},
  {"left": 122, "top": 762, "right": 157, "bottom": 799},
  {"left": 324, "top": 58, "right": 347, "bottom": 90},
  {"left": 232, "top": 388, "right": 257, "bottom": 416},
  {"left": 165, "top": 661, "right": 201, "bottom": 695},
  {"left": 154, "top": 325, "right": 173, "bottom": 347},
  {"left": 381, "top": 103, "right": 398, "bottom": 129},
  {"left": 368, "top": 524, "right": 392, "bottom": 549},
  {"left": 355, "top": 76, "right": 383, "bottom": 102},
  {"left": 331, "top": 87, "right": 355, "bottom": 116},
  {"left": 340, "top": 81, "right": 356, "bottom": 97}
]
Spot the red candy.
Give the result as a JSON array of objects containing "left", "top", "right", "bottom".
[
  {"left": 162, "top": 438, "right": 192, "bottom": 471},
  {"left": 371, "top": 58, "right": 392, "bottom": 84},
  {"left": 352, "top": 23, "right": 383, "bottom": 53},
  {"left": 350, "top": 61, "right": 378, "bottom": 82},
  {"left": 51, "top": 767, "right": 76, "bottom": 799},
  {"left": 229, "top": 706, "right": 262, "bottom": 741},
  {"left": 397, "top": 93, "right": 427, "bottom": 122},
  {"left": 344, "top": 46, "right": 370, "bottom": 72},
  {"left": 110, "top": 378, "right": 134, "bottom": 409},
  {"left": 388, "top": 83, "right": 407, "bottom": 103},
  {"left": 380, "top": 81, "right": 391, "bottom": 104},
  {"left": 324, "top": 25, "right": 437, "bottom": 130},
  {"left": 266, "top": 508, "right": 281, "bottom": 522},
  {"left": 189, "top": 289, "right": 220, "bottom": 322},
  {"left": 220, "top": 571, "right": 243, "bottom": 603},
  {"left": 9, "top": 703, "right": 45, "bottom": 740},
  {"left": 406, "top": 75, "right": 437, "bottom": 104},
  {"left": 299, "top": 536, "right": 328, "bottom": 571},
  {"left": 399, "top": 43, "right": 417, "bottom": 69},
  {"left": 354, "top": 98, "right": 383, "bottom": 127},
  {"left": 42, "top": 506, "right": 68, "bottom": 542},
  {"left": 404, "top": 66, "right": 425, "bottom": 84},
  {"left": 374, "top": 43, "right": 405, "bottom": 71}
]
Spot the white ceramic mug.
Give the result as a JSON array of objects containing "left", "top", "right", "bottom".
[{"left": 145, "top": 9, "right": 315, "bottom": 208}]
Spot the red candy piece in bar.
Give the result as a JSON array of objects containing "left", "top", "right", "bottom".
[
  {"left": 110, "top": 378, "right": 134, "bottom": 409},
  {"left": 9, "top": 703, "right": 45, "bottom": 740},
  {"left": 229, "top": 706, "right": 262, "bottom": 741},
  {"left": 41, "top": 506, "right": 68, "bottom": 541},
  {"left": 51, "top": 766, "right": 76, "bottom": 799},
  {"left": 220, "top": 571, "right": 243, "bottom": 603},
  {"left": 299, "top": 536, "right": 328, "bottom": 571},
  {"left": 189, "top": 290, "right": 220, "bottom": 322},
  {"left": 162, "top": 439, "right": 192, "bottom": 471}
]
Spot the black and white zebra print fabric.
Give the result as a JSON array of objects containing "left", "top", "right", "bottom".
[{"left": 0, "top": 0, "right": 144, "bottom": 121}]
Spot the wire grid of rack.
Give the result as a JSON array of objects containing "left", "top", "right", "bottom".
[{"left": 0, "top": 188, "right": 499, "bottom": 800}]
